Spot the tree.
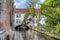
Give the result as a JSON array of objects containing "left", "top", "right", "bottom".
[
  {"left": 22, "top": 0, "right": 41, "bottom": 27},
  {"left": 45, "top": 0, "right": 60, "bottom": 8},
  {"left": 40, "top": 0, "right": 60, "bottom": 38}
]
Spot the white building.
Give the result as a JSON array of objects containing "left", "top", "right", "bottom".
[
  {"left": 14, "top": 8, "right": 44, "bottom": 26},
  {"left": 14, "top": 8, "right": 25, "bottom": 26}
]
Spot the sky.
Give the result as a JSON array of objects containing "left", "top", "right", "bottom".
[
  {"left": 14, "top": 0, "right": 45, "bottom": 8},
  {"left": 14, "top": 0, "right": 27, "bottom": 8}
]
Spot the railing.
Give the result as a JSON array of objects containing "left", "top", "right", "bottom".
[{"left": 0, "top": 29, "right": 10, "bottom": 40}]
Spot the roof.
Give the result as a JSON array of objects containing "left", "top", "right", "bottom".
[
  {"left": 14, "top": 8, "right": 39, "bottom": 14},
  {"left": 14, "top": 8, "right": 26, "bottom": 14}
]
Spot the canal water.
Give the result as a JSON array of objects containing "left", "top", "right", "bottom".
[{"left": 14, "top": 30, "right": 56, "bottom": 40}]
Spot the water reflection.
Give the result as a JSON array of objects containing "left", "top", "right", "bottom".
[{"left": 14, "top": 30, "right": 56, "bottom": 40}]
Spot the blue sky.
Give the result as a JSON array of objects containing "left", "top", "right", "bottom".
[
  {"left": 14, "top": 0, "right": 27, "bottom": 8},
  {"left": 14, "top": 0, "right": 45, "bottom": 8}
]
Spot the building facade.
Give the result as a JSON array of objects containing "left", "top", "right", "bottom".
[
  {"left": 14, "top": 8, "right": 39, "bottom": 26},
  {"left": 0, "top": 0, "right": 2, "bottom": 26},
  {"left": 14, "top": 9, "right": 25, "bottom": 26},
  {"left": 0, "top": 0, "right": 14, "bottom": 40}
]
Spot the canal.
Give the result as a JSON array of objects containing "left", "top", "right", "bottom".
[{"left": 14, "top": 29, "right": 57, "bottom": 40}]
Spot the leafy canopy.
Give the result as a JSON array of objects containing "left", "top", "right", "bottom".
[{"left": 40, "top": 0, "right": 60, "bottom": 37}]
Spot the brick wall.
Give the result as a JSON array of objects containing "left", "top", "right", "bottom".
[{"left": 0, "top": 0, "right": 14, "bottom": 40}]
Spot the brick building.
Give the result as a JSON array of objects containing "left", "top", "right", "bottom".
[
  {"left": 0, "top": 0, "right": 14, "bottom": 40},
  {"left": 0, "top": 0, "right": 2, "bottom": 25}
]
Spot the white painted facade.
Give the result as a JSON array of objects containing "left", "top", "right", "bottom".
[
  {"left": 14, "top": 13, "right": 39, "bottom": 26},
  {"left": 14, "top": 13, "right": 25, "bottom": 26}
]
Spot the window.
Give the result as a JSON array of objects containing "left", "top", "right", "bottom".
[
  {"left": 19, "top": 20, "right": 21, "bottom": 23},
  {"left": 33, "top": 20, "right": 37, "bottom": 24},
  {"left": 16, "top": 19, "right": 21, "bottom": 24},
  {"left": 16, "top": 14, "right": 18, "bottom": 18},
  {"left": 16, "top": 14, "right": 21, "bottom": 18},
  {"left": 16, "top": 19, "right": 19, "bottom": 24},
  {"left": 19, "top": 14, "right": 21, "bottom": 18},
  {"left": 36, "top": 20, "right": 37, "bottom": 23},
  {"left": 16, "top": 14, "right": 19, "bottom": 18}
]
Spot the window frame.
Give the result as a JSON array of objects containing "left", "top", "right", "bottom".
[{"left": 16, "top": 14, "right": 21, "bottom": 18}]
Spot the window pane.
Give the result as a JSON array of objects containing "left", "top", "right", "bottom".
[
  {"left": 16, "top": 19, "right": 19, "bottom": 24},
  {"left": 33, "top": 20, "right": 35, "bottom": 23},
  {"left": 16, "top": 14, "right": 21, "bottom": 18},
  {"left": 16, "top": 14, "right": 18, "bottom": 18},
  {"left": 36, "top": 20, "right": 37, "bottom": 23},
  {"left": 19, "top": 14, "right": 21, "bottom": 18},
  {"left": 19, "top": 20, "right": 21, "bottom": 23},
  {"left": 33, "top": 20, "right": 37, "bottom": 24},
  {"left": 16, "top": 19, "right": 21, "bottom": 24}
]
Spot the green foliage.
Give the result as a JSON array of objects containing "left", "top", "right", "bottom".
[
  {"left": 41, "top": 5, "right": 60, "bottom": 26},
  {"left": 22, "top": 8, "right": 36, "bottom": 24},
  {"left": 54, "top": 23, "right": 60, "bottom": 34},
  {"left": 40, "top": 0, "right": 60, "bottom": 38},
  {"left": 45, "top": 0, "right": 60, "bottom": 8},
  {"left": 44, "top": 0, "right": 52, "bottom": 5}
]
